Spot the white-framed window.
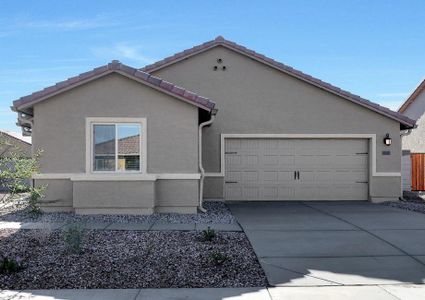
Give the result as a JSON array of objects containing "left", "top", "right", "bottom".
[{"left": 86, "top": 118, "right": 147, "bottom": 173}]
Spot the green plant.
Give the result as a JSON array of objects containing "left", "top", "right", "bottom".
[
  {"left": 63, "top": 224, "right": 85, "bottom": 254},
  {"left": 27, "top": 186, "right": 45, "bottom": 216},
  {"left": 0, "top": 134, "right": 45, "bottom": 215},
  {"left": 0, "top": 256, "right": 24, "bottom": 274},
  {"left": 201, "top": 226, "right": 216, "bottom": 242},
  {"left": 210, "top": 251, "right": 229, "bottom": 266}
]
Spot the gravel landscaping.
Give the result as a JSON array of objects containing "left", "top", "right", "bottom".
[
  {"left": 0, "top": 228, "right": 266, "bottom": 289},
  {"left": 0, "top": 195, "right": 236, "bottom": 224},
  {"left": 383, "top": 198, "right": 425, "bottom": 214},
  {"left": 381, "top": 191, "right": 425, "bottom": 214}
]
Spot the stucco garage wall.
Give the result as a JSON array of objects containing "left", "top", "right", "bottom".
[{"left": 153, "top": 46, "right": 403, "bottom": 201}]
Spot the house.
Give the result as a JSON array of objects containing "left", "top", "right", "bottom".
[
  {"left": 12, "top": 36, "right": 415, "bottom": 214},
  {"left": 0, "top": 130, "right": 32, "bottom": 191},
  {"left": 398, "top": 79, "right": 425, "bottom": 192}
]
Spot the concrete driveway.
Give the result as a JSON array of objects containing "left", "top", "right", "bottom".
[{"left": 229, "top": 201, "right": 425, "bottom": 287}]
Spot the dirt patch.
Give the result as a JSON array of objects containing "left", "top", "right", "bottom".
[{"left": 0, "top": 229, "right": 266, "bottom": 289}]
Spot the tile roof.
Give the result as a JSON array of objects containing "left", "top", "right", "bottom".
[
  {"left": 95, "top": 135, "right": 139, "bottom": 155},
  {"left": 12, "top": 60, "right": 216, "bottom": 113},
  {"left": 142, "top": 36, "right": 415, "bottom": 129},
  {"left": 0, "top": 130, "right": 32, "bottom": 145},
  {"left": 398, "top": 79, "right": 425, "bottom": 113}
]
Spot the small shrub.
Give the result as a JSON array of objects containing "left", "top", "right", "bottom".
[
  {"left": 27, "top": 186, "right": 45, "bottom": 216},
  {"left": 32, "top": 222, "right": 53, "bottom": 245},
  {"left": 201, "top": 227, "right": 216, "bottom": 242},
  {"left": 0, "top": 256, "right": 24, "bottom": 274},
  {"left": 63, "top": 224, "right": 85, "bottom": 254},
  {"left": 210, "top": 251, "right": 229, "bottom": 266}
]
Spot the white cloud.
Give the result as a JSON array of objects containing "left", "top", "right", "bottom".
[
  {"left": 91, "top": 43, "right": 155, "bottom": 65},
  {"left": 5, "top": 14, "right": 119, "bottom": 32},
  {"left": 24, "top": 19, "right": 113, "bottom": 30}
]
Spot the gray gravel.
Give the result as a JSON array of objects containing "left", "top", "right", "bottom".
[
  {"left": 0, "top": 198, "right": 236, "bottom": 224},
  {"left": 383, "top": 199, "right": 425, "bottom": 214},
  {"left": 0, "top": 229, "right": 266, "bottom": 289}
]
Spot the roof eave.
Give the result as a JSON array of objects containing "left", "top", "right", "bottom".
[{"left": 398, "top": 79, "right": 425, "bottom": 114}]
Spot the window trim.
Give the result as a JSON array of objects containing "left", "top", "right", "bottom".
[{"left": 86, "top": 117, "right": 147, "bottom": 174}]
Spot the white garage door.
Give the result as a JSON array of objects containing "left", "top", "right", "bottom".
[{"left": 224, "top": 138, "right": 369, "bottom": 201}]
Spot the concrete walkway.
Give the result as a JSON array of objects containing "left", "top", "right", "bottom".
[
  {"left": 229, "top": 201, "right": 425, "bottom": 287},
  {"left": 0, "top": 220, "right": 242, "bottom": 232},
  {"left": 2, "top": 285, "right": 425, "bottom": 299}
]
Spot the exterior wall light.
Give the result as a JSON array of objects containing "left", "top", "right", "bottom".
[{"left": 383, "top": 133, "right": 392, "bottom": 146}]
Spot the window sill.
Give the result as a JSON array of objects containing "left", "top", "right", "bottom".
[{"left": 71, "top": 174, "right": 157, "bottom": 181}]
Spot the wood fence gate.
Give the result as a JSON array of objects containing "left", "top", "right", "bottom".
[{"left": 412, "top": 153, "right": 425, "bottom": 191}]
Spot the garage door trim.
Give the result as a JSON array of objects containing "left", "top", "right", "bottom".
[{"left": 224, "top": 137, "right": 369, "bottom": 200}]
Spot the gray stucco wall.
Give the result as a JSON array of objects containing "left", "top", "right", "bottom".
[
  {"left": 32, "top": 73, "right": 200, "bottom": 212},
  {"left": 401, "top": 150, "right": 411, "bottom": 191},
  {"left": 36, "top": 179, "right": 73, "bottom": 211},
  {"left": 153, "top": 46, "right": 403, "bottom": 200},
  {"left": 155, "top": 179, "right": 198, "bottom": 213},
  {"left": 73, "top": 180, "right": 155, "bottom": 214},
  {"left": 402, "top": 90, "right": 425, "bottom": 152},
  {"left": 32, "top": 73, "right": 199, "bottom": 174}
]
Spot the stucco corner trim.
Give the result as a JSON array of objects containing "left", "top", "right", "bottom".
[{"left": 202, "top": 134, "right": 401, "bottom": 178}]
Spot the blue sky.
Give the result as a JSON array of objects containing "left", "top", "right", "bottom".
[{"left": 1, "top": 0, "right": 424, "bottom": 132}]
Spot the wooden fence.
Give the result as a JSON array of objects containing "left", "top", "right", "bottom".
[{"left": 412, "top": 153, "right": 425, "bottom": 191}]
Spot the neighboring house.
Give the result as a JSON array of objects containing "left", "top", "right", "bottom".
[
  {"left": 398, "top": 79, "right": 425, "bottom": 192},
  {"left": 0, "top": 130, "right": 32, "bottom": 191},
  {"left": 12, "top": 36, "right": 415, "bottom": 214}
]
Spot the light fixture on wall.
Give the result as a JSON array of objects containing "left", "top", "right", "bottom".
[{"left": 383, "top": 133, "right": 392, "bottom": 146}]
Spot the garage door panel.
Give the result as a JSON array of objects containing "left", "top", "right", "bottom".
[
  {"left": 225, "top": 185, "right": 243, "bottom": 200},
  {"left": 225, "top": 171, "right": 241, "bottom": 182},
  {"left": 263, "top": 155, "right": 279, "bottom": 165},
  {"left": 226, "top": 154, "right": 242, "bottom": 167},
  {"left": 225, "top": 138, "right": 369, "bottom": 201},
  {"left": 296, "top": 156, "right": 333, "bottom": 168},
  {"left": 278, "top": 171, "right": 296, "bottom": 183},
  {"left": 264, "top": 171, "right": 278, "bottom": 182},
  {"left": 242, "top": 171, "right": 259, "bottom": 182},
  {"left": 243, "top": 155, "right": 259, "bottom": 166},
  {"left": 278, "top": 186, "right": 294, "bottom": 199},
  {"left": 243, "top": 186, "right": 260, "bottom": 199},
  {"left": 263, "top": 187, "right": 278, "bottom": 199}
]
